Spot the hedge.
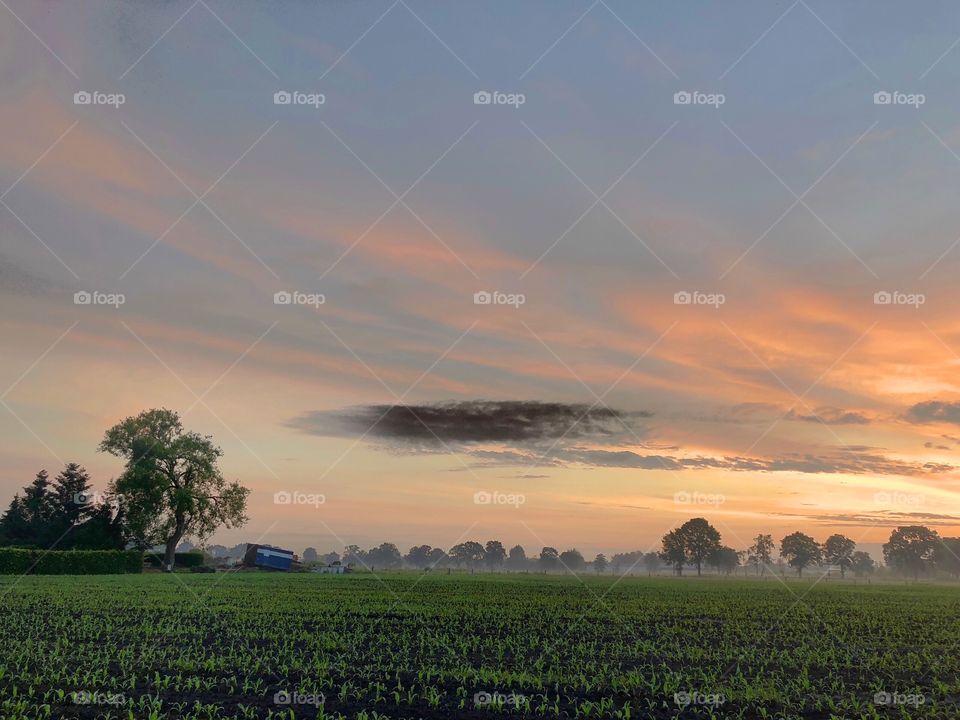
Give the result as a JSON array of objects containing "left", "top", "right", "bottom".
[
  {"left": 0, "top": 548, "right": 143, "bottom": 575},
  {"left": 145, "top": 551, "right": 205, "bottom": 568}
]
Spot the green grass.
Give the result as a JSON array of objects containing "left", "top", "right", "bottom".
[{"left": 0, "top": 572, "right": 957, "bottom": 719}]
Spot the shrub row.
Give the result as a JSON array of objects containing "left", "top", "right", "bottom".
[
  {"left": 0, "top": 548, "right": 143, "bottom": 575},
  {"left": 145, "top": 551, "right": 205, "bottom": 568}
]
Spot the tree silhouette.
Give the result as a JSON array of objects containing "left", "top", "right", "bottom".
[
  {"left": 506, "top": 544, "right": 527, "bottom": 571},
  {"left": 676, "top": 518, "right": 721, "bottom": 576},
  {"left": 538, "top": 546, "right": 559, "bottom": 571},
  {"left": 883, "top": 525, "right": 938, "bottom": 580},
  {"left": 823, "top": 534, "right": 856, "bottom": 578},
  {"left": 100, "top": 409, "right": 249, "bottom": 570},
  {"left": 484, "top": 540, "right": 507, "bottom": 569},
  {"left": 449, "top": 541, "right": 485, "bottom": 570},
  {"left": 780, "top": 532, "right": 822, "bottom": 577},
  {"left": 747, "top": 534, "right": 774, "bottom": 576},
  {"left": 559, "top": 548, "right": 585, "bottom": 572}
]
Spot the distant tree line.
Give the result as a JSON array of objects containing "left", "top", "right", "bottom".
[{"left": 293, "top": 518, "right": 960, "bottom": 582}]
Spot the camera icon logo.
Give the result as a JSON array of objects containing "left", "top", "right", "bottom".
[
  {"left": 73, "top": 491, "right": 95, "bottom": 505},
  {"left": 274, "top": 491, "right": 292, "bottom": 505},
  {"left": 274, "top": 291, "right": 293, "bottom": 305},
  {"left": 73, "top": 91, "right": 92, "bottom": 105},
  {"left": 873, "top": 91, "right": 892, "bottom": 105},
  {"left": 474, "top": 91, "right": 492, "bottom": 105},
  {"left": 673, "top": 91, "right": 692, "bottom": 105},
  {"left": 473, "top": 491, "right": 492, "bottom": 505},
  {"left": 74, "top": 291, "right": 92, "bottom": 305},
  {"left": 673, "top": 290, "right": 692, "bottom": 305},
  {"left": 673, "top": 491, "right": 691, "bottom": 505},
  {"left": 873, "top": 290, "right": 892, "bottom": 305},
  {"left": 473, "top": 290, "right": 492, "bottom": 305},
  {"left": 273, "top": 691, "right": 291, "bottom": 705},
  {"left": 274, "top": 91, "right": 292, "bottom": 105}
]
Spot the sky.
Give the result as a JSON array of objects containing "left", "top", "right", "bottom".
[{"left": 3, "top": 1, "right": 960, "bottom": 559}]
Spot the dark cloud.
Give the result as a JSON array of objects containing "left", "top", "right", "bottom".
[
  {"left": 288, "top": 400, "right": 956, "bottom": 479},
  {"left": 288, "top": 401, "right": 648, "bottom": 444},
  {"left": 906, "top": 401, "right": 960, "bottom": 424},
  {"left": 924, "top": 442, "right": 951, "bottom": 451}
]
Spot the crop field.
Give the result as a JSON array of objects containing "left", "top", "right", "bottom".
[{"left": 0, "top": 573, "right": 957, "bottom": 720}]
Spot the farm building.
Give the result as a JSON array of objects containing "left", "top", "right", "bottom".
[
  {"left": 314, "top": 561, "right": 350, "bottom": 574},
  {"left": 243, "top": 544, "right": 296, "bottom": 571}
]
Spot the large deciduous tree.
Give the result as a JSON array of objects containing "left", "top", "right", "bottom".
[
  {"left": 99, "top": 409, "right": 249, "bottom": 571},
  {"left": 538, "top": 546, "right": 559, "bottom": 571},
  {"left": 506, "top": 544, "right": 527, "bottom": 571},
  {"left": 883, "top": 525, "right": 938, "bottom": 580},
  {"left": 676, "top": 517, "right": 722, "bottom": 576},
  {"left": 823, "top": 534, "right": 856, "bottom": 578},
  {"left": 449, "top": 541, "right": 485, "bottom": 570},
  {"left": 747, "top": 533, "right": 774, "bottom": 576},
  {"left": 484, "top": 540, "right": 507, "bottom": 569},
  {"left": 559, "top": 548, "right": 585, "bottom": 572},
  {"left": 780, "top": 532, "right": 822, "bottom": 577}
]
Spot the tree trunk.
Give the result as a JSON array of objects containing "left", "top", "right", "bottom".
[
  {"left": 163, "top": 536, "right": 179, "bottom": 572},
  {"left": 696, "top": 561, "right": 701, "bottom": 576},
  {"left": 164, "top": 517, "right": 187, "bottom": 572}
]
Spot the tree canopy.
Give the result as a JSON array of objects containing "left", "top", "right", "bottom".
[{"left": 100, "top": 408, "right": 249, "bottom": 570}]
